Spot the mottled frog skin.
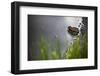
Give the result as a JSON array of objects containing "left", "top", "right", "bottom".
[{"left": 68, "top": 26, "right": 79, "bottom": 36}]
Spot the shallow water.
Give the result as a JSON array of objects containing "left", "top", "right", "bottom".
[{"left": 28, "top": 15, "right": 83, "bottom": 60}]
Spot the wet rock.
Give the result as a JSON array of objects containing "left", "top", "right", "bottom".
[{"left": 68, "top": 26, "right": 79, "bottom": 36}]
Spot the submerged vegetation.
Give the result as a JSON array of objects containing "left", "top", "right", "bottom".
[
  {"left": 80, "top": 33, "right": 88, "bottom": 58},
  {"left": 51, "top": 38, "right": 61, "bottom": 59},
  {"left": 38, "top": 36, "right": 61, "bottom": 60},
  {"left": 39, "top": 36, "right": 48, "bottom": 60},
  {"left": 32, "top": 33, "right": 88, "bottom": 60},
  {"left": 64, "top": 37, "right": 81, "bottom": 59},
  {"left": 64, "top": 33, "right": 88, "bottom": 59}
]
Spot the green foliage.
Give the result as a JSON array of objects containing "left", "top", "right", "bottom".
[
  {"left": 32, "top": 33, "right": 88, "bottom": 60},
  {"left": 51, "top": 38, "right": 61, "bottom": 59},
  {"left": 39, "top": 36, "right": 48, "bottom": 60},
  {"left": 51, "top": 51, "right": 60, "bottom": 59},
  {"left": 64, "top": 37, "right": 81, "bottom": 59},
  {"left": 80, "top": 34, "right": 88, "bottom": 58},
  {"left": 64, "top": 33, "right": 88, "bottom": 59},
  {"left": 38, "top": 36, "right": 61, "bottom": 60}
]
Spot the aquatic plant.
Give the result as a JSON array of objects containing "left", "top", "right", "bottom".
[
  {"left": 64, "top": 33, "right": 88, "bottom": 59},
  {"left": 80, "top": 33, "right": 88, "bottom": 58},
  {"left": 51, "top": 51, "right": 61, "bottom": 59},
  {"left": 64, "top": 37, "right": 81, "bottom": 59},
  {"left": 39, "top": 36, "right": 48, "bottom": 60},
  {"left": 38, "top": 36, "right": 61, "bottom": 60},
  {"left": 51, "top": 38, "right": 61, "bottom": 59},
  {"left": 32, "top": 33, "right": 88, "bottom": 60}
]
